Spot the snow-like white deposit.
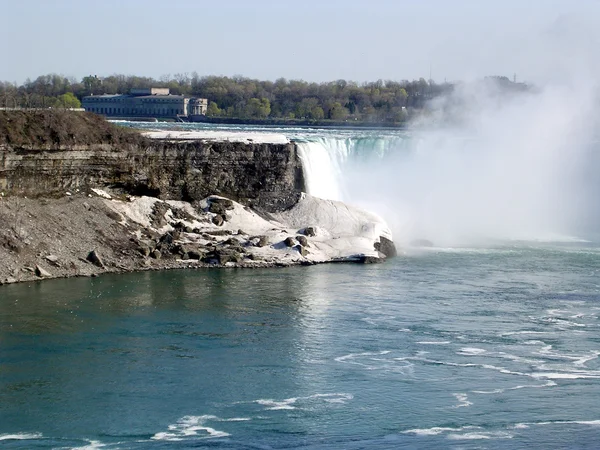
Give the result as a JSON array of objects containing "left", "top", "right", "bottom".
[
  {"left": 101, "top": 192, "right": 394, "bottom": 266},
  {"left": 274, "top": 194, "right": 393, "bottom": 262},
  {"left": 142, "top": 130, "right": 289, "bottom": 144}
]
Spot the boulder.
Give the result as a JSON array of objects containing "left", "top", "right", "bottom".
[
  {"left": 171, "top": 244, "right": 185, "bottom": 256},
  {"left": 210, "top": 204, "right": 226, "bottom": 215},
  {"left": 187, "top": 250, "right": 203, "bottom": 260},
  {"left": 223, "top": 237, "right": 241, "bottom": 246},
  {"left": 374, "top": 236, "right": 397, "bottom": 258},
  {"left": 86, "top": 250, "right": 105, "bottom": 268},
  {"left": 150, "top": 202, "right": 170, "bottom": 227},
  {"left": 358, "top": 253, "right": 386, "bottom": 264},
  {"left": 301, "top": 227, "right": 316, "bottom": 237},
  {"left": 212, "top": 214, "right": 225, "bottom": 226},
  {"left": 296, "top": 235, "right": 309, "bottom": 247},
  {"left": 203, "top": 248, "right": 243, "bottom": 264},
  {"left": 284, "top": 237, "right": 296, "bottom": 247},
  {"left": 139, "top": 245, "right": 151, "bottom": 257},
  {"left": 294, "top": 244, "right": 308, "bottom": 257},
  {"left": 35, "top": 265, "right": 51, "bottom": 278},
  {"left": 45, "top": 254, "right": 59, "bottom": 265},
  {"left": 210, "top": 197, "right": 234, "bottom": 210},
  {"left": 255, "top": 236, "right": 270, "bottom": 247},
  {"left": 159, "top": 233, "right": 174, "bottom": 245},
  {"left": 151, "top": 249, "right": 162, "bottom": 259}
]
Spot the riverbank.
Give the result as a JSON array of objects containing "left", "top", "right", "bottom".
[
  {"left": 0, "top": 190, "right": 394, "bottom": 285},
  {"left": 187, "top": 116, "right": 408, "bottom": 129}
]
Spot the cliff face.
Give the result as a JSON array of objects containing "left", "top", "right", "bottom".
[{"left": 0, "top": 112, "right": 305, "bottom": 212}]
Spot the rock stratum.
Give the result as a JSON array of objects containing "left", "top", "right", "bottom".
[{"left": 0, "top": 111, "right": 396, "bottom": 285}]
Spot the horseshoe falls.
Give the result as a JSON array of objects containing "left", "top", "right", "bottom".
[
  {"left": 296, "top": 135, "right": 409, "bottom": 202},
  {"left": 296, "top": 128, "right": 600, "bottom": 247}
]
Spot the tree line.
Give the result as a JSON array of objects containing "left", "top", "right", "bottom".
[{"left": 3, "top": 72, "right": 521, "bottom": 123}]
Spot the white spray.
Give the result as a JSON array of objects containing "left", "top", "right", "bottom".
[{"left": 297, "top": 17, "right": 600, "bottom": 247}]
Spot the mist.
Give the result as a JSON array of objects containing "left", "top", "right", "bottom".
[{"left": 337, "top": 21, "right": 600, "bottom": 247}]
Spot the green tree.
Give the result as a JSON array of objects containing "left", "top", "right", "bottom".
[
  {"left": 206, "top": 101, "right": 221, "bottom": 116},
  {"left": 56, "top": 92, "right": 81, "bottom": 108},
  {"left": 245, "top": 97, "right": 271, "bottom": 118},
  {"left": 310, "top": 106, "right": 325, "bottom": 120},
  {"left": 397, "top": 88, "right": 408, "bottom": 106},
  {"left": 329, "top": 102, "right": 348, "bottom": 120}
]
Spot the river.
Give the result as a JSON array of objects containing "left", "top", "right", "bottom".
[{"left": 2, "top": 242, "right": 600, "bottom": 448}]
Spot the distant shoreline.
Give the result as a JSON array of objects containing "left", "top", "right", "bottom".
[{"left": 187, "top": 116, "right": 408, "bottom": 130}]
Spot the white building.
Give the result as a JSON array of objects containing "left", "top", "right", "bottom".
[{"left": 82, "top": 88, "right": 208, "bottom": 118}]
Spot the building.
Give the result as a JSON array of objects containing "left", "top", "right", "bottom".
[{"left": 82, "top": 88, "right": 208, "bottom": 119}]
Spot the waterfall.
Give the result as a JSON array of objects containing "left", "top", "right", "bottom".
[
  {"left": 296, "top": 136, "right": 409, "bottom": 202},
  {"left": 296, "top": 139, "right": 348, "bottom": 201},
  {"left": 294, "top": 123, "right": 600, "bottom": 246}
]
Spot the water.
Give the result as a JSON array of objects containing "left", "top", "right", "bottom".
[{"left": 2, "top": 242, "right": 600, "bottom": 449}]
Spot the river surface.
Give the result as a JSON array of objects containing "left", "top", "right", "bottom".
[{"left": 2, "top": 242, "right": 600, "bottom": 449}]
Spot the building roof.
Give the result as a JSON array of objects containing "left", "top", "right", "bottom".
[
  {"left": 83, "top": 94, "right": 187, "bottom": 100},
  {"left": 135, "top": 95, "right": 187, "bottom": 100},
  {"left": 83, "top": 94, "right": 127, "bottom": 99}
]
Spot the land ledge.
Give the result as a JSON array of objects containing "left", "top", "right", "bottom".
[{"left": 0, "top": 190, "right": 395, "bottom": 286}]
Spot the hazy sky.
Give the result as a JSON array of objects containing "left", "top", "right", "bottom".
[{"left": 1, "top": 0, "right": 599, "bottom": 84}]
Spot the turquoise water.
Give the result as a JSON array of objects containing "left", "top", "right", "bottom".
[{"left": 2, "top": 242, "right": 600, "bottom": 449}]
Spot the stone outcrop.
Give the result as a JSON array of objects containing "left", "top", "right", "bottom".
[{"left": 0, "top": 111, "right": 305, "bottom": 213}]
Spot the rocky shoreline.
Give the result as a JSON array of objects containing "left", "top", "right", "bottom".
[{"left": 0, "top": 189, "right": 395, "bottom": 286}]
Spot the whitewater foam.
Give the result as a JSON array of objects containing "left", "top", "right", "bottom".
[
  {"left": 402, "top": 426, "right": 482, "bottom": 436},
  {"left": 256, "top": 398, "right": 297, "bottom": 410},
  {"left": 452, "top": 393, "right": 473, "bottom": 408},
  {"left": 151, "top": 415, "right": 231, "bottom": 441},
  {"left": 255, "top": 393, "right": 353, "bottom": 410},
  {"left": 0, "top": 433, "right": 43, "bottom": 441},
  {"left": 447, "top": 431, "right": 514, "bottom": 440},
  {"left": 70, "top": 440, "right": 108, "bottom": 449},
  {"left": 515, "top": 419, "right": 600, "bottom": 428},
  {"left": 456, "top": 347, "right": 487, "bottom": 355}
]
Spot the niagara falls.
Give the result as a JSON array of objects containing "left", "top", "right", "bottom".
[{"left": 3, "top": 1, "right": 600, "bottom": 449}]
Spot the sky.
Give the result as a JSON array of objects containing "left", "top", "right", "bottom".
[{"left": 1, "top": 0, "right": 600, "bottom": 84}]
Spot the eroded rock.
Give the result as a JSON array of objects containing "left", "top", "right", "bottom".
[
  {"left": 301, "top": 227, "right": 316, "bottom": 237},
  {"left": 374, "top": 236, "right": 397, "bottom": 258},
  {"left": 35, "top": 264, "right": 51, "bottom": 278},
  {"left": 296, "top": 235, "right": 309, "bottom": 247},
  {"left": 86, "top": 250, "right": 105, "bottom": 268},
  {"left": 212, "top": 214, "right": 225, "bottom": 226},
  {"left": 294, "top": 244, "right": 308, "bottom": 257}
]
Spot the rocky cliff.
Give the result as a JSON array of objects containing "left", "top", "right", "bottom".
[{"left": 0, "top": 111, "right": 305, "bottom": 212}]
